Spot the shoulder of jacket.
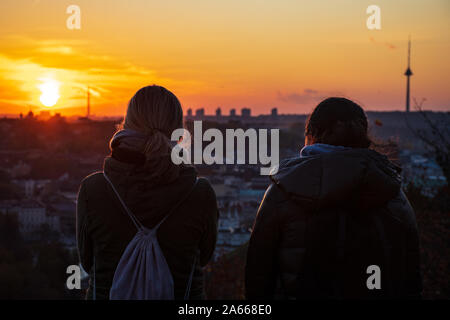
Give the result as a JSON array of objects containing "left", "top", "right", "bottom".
[
  {"left": 80, "top": 171, "right": 105, "bottom": 191},
  {"left": 194, "top": 177, "right": 214, "bottom": 191},
  {"left": 266, "top": 181, "right": 293, "bottom": 205}
]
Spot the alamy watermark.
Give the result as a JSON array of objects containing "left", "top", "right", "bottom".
[
  {"left": 66, "top": 265, "right": 81, "bottom": 290},
  {"left": 366, "top": 264, "right": 381, "bottom": 290},
  {"left": 366, "top": 5, "right": 381, "bottom": 30},
  {"left": 65, "top": 4, "right": 381, "bottom": 31},
  {"left": 170, "top": 121, "right": 279, "bottom": 176},
  {"left": 66, "top": 5, "right": 81, "bottom": 30},
  {"left": 66, "top": 263, "right": 381, "bottom": 291}
]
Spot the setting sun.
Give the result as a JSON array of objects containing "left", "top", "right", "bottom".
[
  {"left": 38, "top": 78, "right": 60, "bottom": 107},
  {"left": 0, "top": 0, "right": 448, "bottom": 116}
]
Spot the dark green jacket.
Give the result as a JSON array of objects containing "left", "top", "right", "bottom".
[{"left": 76, "top": 156, "right": 218, "bottom": 300}]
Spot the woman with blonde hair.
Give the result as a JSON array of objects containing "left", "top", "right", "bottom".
[{"left": 77, "top": 85, "right": 218, "bottom": 299}]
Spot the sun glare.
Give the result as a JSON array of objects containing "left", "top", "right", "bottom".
[{"left": 38, "top": 78, "right": 60, "bottom": 107}]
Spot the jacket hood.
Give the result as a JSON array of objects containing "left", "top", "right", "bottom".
[
  {"left": 103, "top": 155, "right": 197, "bottom": 227},
  {"left": 271, "top": 149, "right": 402, "bottom": 211}
]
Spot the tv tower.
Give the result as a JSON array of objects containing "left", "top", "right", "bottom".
[
  {"left": 86, "top": 86, "right": 90, "bottom": 118},
  {"left": 404, "top": 37, "right": 413, "bottom": 112}
]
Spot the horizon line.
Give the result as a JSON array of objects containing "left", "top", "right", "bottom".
[{"left": 1, "top": 109, "right": 448, "bottom": 120}]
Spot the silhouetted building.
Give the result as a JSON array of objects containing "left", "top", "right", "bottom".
[
  {"left": 271, "top": 108, "right": 278, "bottom": 117},
  {"left": 38, "top": 111, "right": 51, "bottom": 121},
  {"left": 50, "top": 113, "right": 63, "bottom": 122},
  {"left": 0, "top": 199, "right": 60, "bottom": 238},
  {"left": 216, "top": 107, "right": 222, "bottom": 117},
  {"left": 195, "top": 108, "right": 205, "bottom": 117},
  {"left": 230, "top": 109, "right": 236, "bottom": 116},
  {"left": 187, "top": 108, "right": 193, "bottom": 117},
  {"left": 241, "top": 108, "right": 251, "bottom": 117}
]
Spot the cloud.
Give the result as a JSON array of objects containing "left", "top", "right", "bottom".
[
  {"left": 277, "top": 88, "right": 349, "bottom": 106},
  {"left": 369, "top": 37, "right": 397, "bottom": 50},
  {"left": 0, "top": 40, "right": 164, "bottom": 114},
  {"left": 277, "top": 88, "right": 322, "bottom": 105},
  {"left": 38, "top": 46, "right": 75, "bottom": 55},
  {"left": 0, "top": 35, "right": 205, "bottom": 115}
]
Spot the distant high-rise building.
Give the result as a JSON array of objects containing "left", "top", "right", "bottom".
[
  {"left": 216, "top": 107, "right": 222, "bottom": 117},
  {"left": 187, "top": 108, "right": 193, "bottom": 116},
  {"left": 271, "top": 107, "right": 278, "bottom": 117},
  {"left": 404, "top": 37, "right": 413, "bottom": 112},
  {"left": 241, "top": 108, "right": 251, "bottom": 117},
  {"left": 38, "top": 111, "right": 51, "bottom": 121},
  {"left": 195, "top": 108, "right": 205, "bottom": 117},
  {"left": 230, "top": 109, "right": 236, "bottom": 116}
]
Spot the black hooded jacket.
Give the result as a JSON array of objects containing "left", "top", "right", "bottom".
[
  {"left": 77, "top": 155, "right": 218, "bottom": 300},
  {"left": 245, "top": 148, "right": 422, "bottom": 299}
]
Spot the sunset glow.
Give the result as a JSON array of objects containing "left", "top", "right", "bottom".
[
  {"left": 38, "top": 78, "right": 60, "bottom": 107},
  {"left": 0, "top": 0, "right": 449, "bottom": 116}
]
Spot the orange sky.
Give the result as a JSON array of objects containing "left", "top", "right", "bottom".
[{"left": 0, "top": 0, "right": 449, "bottom": 116}]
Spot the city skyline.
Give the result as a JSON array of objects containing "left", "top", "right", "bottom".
[{"left": 0, "top": 0, "right": 449, "bottom": 116}]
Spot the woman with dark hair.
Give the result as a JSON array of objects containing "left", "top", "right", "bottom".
[
  {"left": 77, "top": 85, "right": 218, "bottom": 299},
  {"left": 246, "top": 97, "right": 422, "bottom": 299},
  {"left": 304, "top": 97, "right": 371, "bottom": 148}
]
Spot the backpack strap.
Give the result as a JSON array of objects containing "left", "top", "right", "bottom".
[
  {"left": 103, "top": 172, "right": 199, "bottom": 232},
  {"left": 102, "top": 172, "right": 200, "bottom": 299},
  {"left": 157, "top": 179, "right": 200, "bottom": 300},
  {"left": 184, "top": 250, "right": 199, "bottom": 300},
  {"left": 153, "top": 178, "right": 199, "bottom": 231}
]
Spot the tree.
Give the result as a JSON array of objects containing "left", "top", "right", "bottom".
[{"left": 405, "top": 98, "right": 450, "bottom": 183}]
